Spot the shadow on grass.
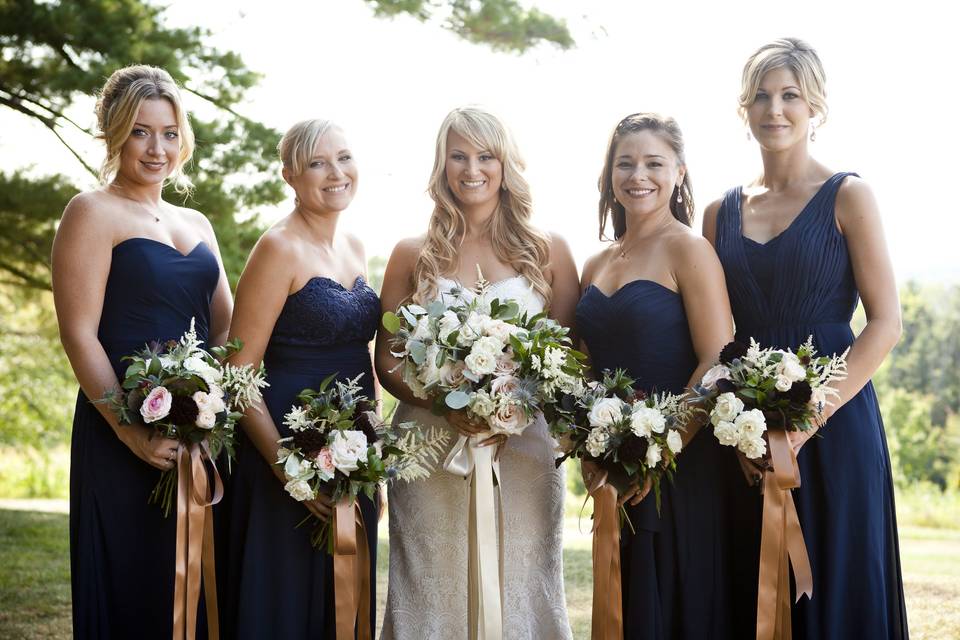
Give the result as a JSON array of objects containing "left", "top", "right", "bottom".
[{"left": 0, "top": 509, "right": 71, "bottom": 640}]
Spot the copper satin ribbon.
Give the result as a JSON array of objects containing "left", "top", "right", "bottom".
[
  {"left": 587, "top": 472, "right": 623, "bottom": 640},
  {"left": 172, "top": 441, "right": 223, "bottom": 640},
  {"left": 444, "top": 435, "right": 503, "bottom": 640},
  {"left": 755, "top": 430, "right": 813, "bottom": 640},
  {"left": 333, "top": 498, "right": 372, "bottom": 640}
]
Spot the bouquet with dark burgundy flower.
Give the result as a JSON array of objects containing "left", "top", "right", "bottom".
[
  {"left": 549, "top": 369, "right": 692, "bottom": 513},
  {"left": 277, "top": 372, "right": 449, "bottom": 550},
  {"left": 694, "top": 337, "right": 848, "bottom": 459},
  {"left": 100, "top": 319, "right": 268, "bottom": 515}
]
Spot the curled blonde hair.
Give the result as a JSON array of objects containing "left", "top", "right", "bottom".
[
  {"left": 413, "top": 106, "right": 551, "bottom": 305},
  {"left": 738, "top": 37, "right": 828, "bottom": 125},
  {"left": 278, "top": 118, "right": 337, "bottom": 176},
  {"left": 598, "top": 113, "right": 694, "bottom": 240},
  {"left": 95, "top": 65, "right": 195, "bottom": 193}
]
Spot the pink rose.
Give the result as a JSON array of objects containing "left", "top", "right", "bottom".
[
  {"left": 489, "top": 401, "right": 530, "bottom": 436},
  {"left": 439, "top": 360, "right": 467, "bottom": 387},
  {"left": 494, "top": 351, "right": 519, "bottom": 376},
  {"left": 314, "top": 448, "right": 336, "bottom": 480},
  {"left": 489, "top": 375, "right": 521, "bottom": 399},
  {"left": 140, "top": 386, "right": 172, "bottom": 423}
]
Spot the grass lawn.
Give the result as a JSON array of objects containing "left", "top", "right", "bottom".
[{"left": 1, "top": 505, "right": 957, "bottom": 639}]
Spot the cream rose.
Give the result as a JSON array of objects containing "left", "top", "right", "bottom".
[
  {"left": 734, "top": 408, "right": 767, "bottom": 439},
  {"left": 777, "top": 352, "right": 807, "bottom": 383},
  {"left": 586, "top": 427, "right": 611, "bottom": 457},
  {"left": 631, "top": 406, "right": 666, "bottom": 436},
  {"left": 588, "top": 397, "right": 623, "bottom": 429},
  {"left": 775, "top": 375, "right": 793, "bottom": 392},
  {"left": 329, "top": 430, "right": 368, "bottom": 473},
  {"left": 195, "top": 410, "right": 216, "bottom": 430},
  {"left": 738, "top": 436, "right": 767, "bottom": 459},
  {"left": 711, "top": 392, "right": 744, "bottom": 424},
  {"left": 713, "top": 420, "right": 741, "bottom": 447},
  {"left": 666, "top": 430, "right": 683, "bottom": 454},
  {"left": 438, "top": 310, "right": 461, "bottom": 343},
  {"left": 489, "top": 401, "right": 530, "bottom": 436},
  {"left": 284, "top": 479, "right": 316, "bottom": 502},
  {"left": 645, "top": 442, "right": 662, "bottom": 468}
]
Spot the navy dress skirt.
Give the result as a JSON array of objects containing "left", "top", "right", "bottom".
[
  {"left": 69, "top": 238, "right": 220, "bottom": 639},
  {"left": 221, "top": 275, "right": 380, "bottom": 639},
  {"left": 577, "top": 280, "right": 740, "bottom": 639},
  {"left": 714, "top": 172, "right": 909, "bottom": 639}
]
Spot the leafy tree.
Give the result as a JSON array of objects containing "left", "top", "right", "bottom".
[{"left": 365, "top": 0, "right": 574, "bottom": 53}]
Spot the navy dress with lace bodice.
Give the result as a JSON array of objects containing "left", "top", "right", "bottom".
[
  {"left": 221, "top": 276, "right": 380, "bottom": 639},
  {"left": 70, "top": 238, "right": 219, "bottom": 639},
  {"left": 577, "top": 280, "right": 740, "bottom": 639},
  {"left": 714, "top": 173, "right": 908, "bottom": 639}
]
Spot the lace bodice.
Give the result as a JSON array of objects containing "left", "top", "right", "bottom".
[{"left": 270, "top": 275, "right": 380, "bottom": 347}]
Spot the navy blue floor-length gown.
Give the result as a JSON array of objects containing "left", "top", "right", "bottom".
[
  {"left": 577, "top": 279, "right": 739, "bottom": 639},
  {"left": 222, "top": 275, "right": 380, "bottom": 639},
  {"left": 69, "top": 237, "right": 219, "bottom": 639},
  {"left": 714, "top": 172, "right": 909, "bottom": 639}
]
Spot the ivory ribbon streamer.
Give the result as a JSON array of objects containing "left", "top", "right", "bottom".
[
  {"left": 172, "top": 442, "right": 223, "bottom": 640},
  {"left": 755, "top": 430, "right": 813, "bottom": 640},
  {"left": 333, "top": 499, "right": 371, "bottom": 640},
  {"left": 444, "top": 435, "right": 503, "bottom": 640},
  {"left": 587, "top": 472, "right": 623, "bottom": 640}
]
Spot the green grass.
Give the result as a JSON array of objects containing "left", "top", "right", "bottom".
[{"left": 2, "top": 505, "right": 957, "bottom": 640}]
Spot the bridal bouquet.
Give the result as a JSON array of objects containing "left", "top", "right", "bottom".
[
  {"left": 101, "top": 319, "right": 268, "bottom": 515},
  {"left": 276, "top": 373, "right": 449, "bottom": 550},
  {"left": 381, "top": 277, "right": 587, "bottom": 437},
  {"left": 550, "top": 369, "right": 691, "bottom": 510},
  {"left": 695, "top": 337, "right": 848, "bottom": 459}
]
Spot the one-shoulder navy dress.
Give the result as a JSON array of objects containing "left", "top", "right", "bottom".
[
  {"left": 69, "top": 238, "right": 220, "bottom": 639},
  {"left": 714, "top": 172, "right": 909, "bottom": 639},
  {"left": 221, "top": 275, "right": 380, "bottom": 639},
  {"left": 577, "top": 279, "right": 739, "bottom": 639}
]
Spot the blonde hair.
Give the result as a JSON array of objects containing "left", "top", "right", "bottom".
[
  {"left": 413, "top": 107, "right": 551, "bottom": 305},
  {"left": 278, "top": 119, "right": 337, "bottom": 176},
  {"left": 598, "top": 113, "right": 694, "bottom": 240},
  {"left": 95, "top": 65, "right": 195, "bottom": 193},
  {"left": 738, "top": 37, "right": 828, "bottom": 125}
]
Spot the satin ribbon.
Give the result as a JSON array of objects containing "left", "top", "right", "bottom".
[
  {"left": 172, "top": 441, "right": 223, "bottom": 640},
  {"left": 587, "top": 472, "right": 623, "bottom": 640},
  {"left": 444, "top": 435, "right": 503, "bottom": 640},
  {"left": 333, "top": 499, "right": 371, "bottom": 640},
  {"left": 755, "top": 430, "right": 813, "bottom": 640}
]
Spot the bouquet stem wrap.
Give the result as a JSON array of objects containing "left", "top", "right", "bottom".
[
  {"left": 588, "top": 473, "right": 623, "bottom": 640},
  {"left": 756, "top": 431, "right": 813, "bottom": 640},
  {"left": 445, "top": 435, "right": 503, "bottom": 640},
  {"left": 333, "top": 498, "right": 371, "bottom": 640},
  {"left": 172, "top": 441, "right": 223, "bottom": 640}
]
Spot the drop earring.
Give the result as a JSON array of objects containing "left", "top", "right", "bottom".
[
  {"left": 676, "top": 186, "right": 683, "bottom": 204},
  {"left": 809, "top": 122, "right": 817, "bottom": 142}
]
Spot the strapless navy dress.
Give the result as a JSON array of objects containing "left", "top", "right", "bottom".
[
  {"left": 714, "top": 172, "right": 909, "bottom": 639},
  {"left": 577, "top": 279, "right": 739, "bottom": 639},
  {"left": 69, "top": 238, "right": 219, "bottom": 639},
  {"left": 221, "top": 275, "right": 380, "bottom": 639}
]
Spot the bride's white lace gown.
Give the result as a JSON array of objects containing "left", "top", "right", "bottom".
[{"left": 380, "top": 276, "right": 572, "bottom": 640}]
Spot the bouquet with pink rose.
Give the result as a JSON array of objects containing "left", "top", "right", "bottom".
[
  {"left": 277, "top": 373, "right": 449, "bottom": 550},
  {"left": 100, "top": 319, "right": 268, "bottom": 515}
]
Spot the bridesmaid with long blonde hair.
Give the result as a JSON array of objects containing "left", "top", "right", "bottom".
[{"left": 375, "top": 106, "right": 579, "bottom": 639}]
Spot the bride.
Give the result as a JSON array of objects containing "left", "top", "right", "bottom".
[{"left": 374, "top": 106, "right": 579, "bottom": 639}]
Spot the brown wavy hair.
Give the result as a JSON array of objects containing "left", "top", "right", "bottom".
[
  {"left": 412, "top": 106, "right": 551, "bottom": 304},
  {"left": 597, "top": 112, "right": 694, "bottom": 240}
]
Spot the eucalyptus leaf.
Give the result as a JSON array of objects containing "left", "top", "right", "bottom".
[
  {"left": 444, "top": 390, "right": 471, "bottom": 409},
  {"left": 382, "top": 311, "right": 401, "bottom": 334}
]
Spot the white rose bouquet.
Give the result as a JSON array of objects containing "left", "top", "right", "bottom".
[
  {"left": 695, "top": 337, "right": 848, "bottom": 460},
  {"left": 549, "top": 369, "right": 692, "bottom": 513},
  {"left": 381, "top": 278, "right": 587, "bottom": 439},
  {"left": 99, "top": 319, "right": 268, "bottom": 516},
  {"left": 276, "top": 373, "right": 449, "bottom": 550}
]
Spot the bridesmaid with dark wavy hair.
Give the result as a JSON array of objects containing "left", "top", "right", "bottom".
[
  {"left": 703, "top": 38, "right": 908, "bottom": 639},
  {"left": 52, "top": 65, "right": 233, "bottom": 638}
]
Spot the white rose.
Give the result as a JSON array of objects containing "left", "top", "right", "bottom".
[
  {"left": 738, "top": 436, "right": 767, "bottom": 460},
  {"left": 481, "top": 317, "right": 515, "bottom": 343},
  {"left": 711, "top": 392, "right": 744, "bottom": 424},
  {"left": 588, "top": 397, "right": 623, "bottom": 429},
  {"left": 439, "top": 360, "right": 467, "bottom": 387},
  {"left": 666, "top": 430, "right": 683, "bottom": 454},
  {"left": 775, "top": 375, "right": 793, "bottom": 392},
  {"left": 734, "top": 408, "right": 767, "bottom": 439},
  {"left": 777, "top": 352, "right": 807, "bottom": 383},
  {"left": 195, "top": 409, "right": 216, "bottom": 430},
  {"left": 329, "top": 430, "right": 368, "bottom": 473},
  {"left": 411, "top": 316, "right": 431, "bottom": 342},
  {"left": 701, "top": 364, "right": 731, "bottom": 389},
  {"left": 464, "top": 350, "right": 497, "bottom": 377},
  {"left": 284, "top": 479, "right": 316, "bottom": 502},
  {"left": 585, "top": 427, "right": 611, "bottom": 457},
  {"left": 438, "top": 310, "right": 461, "bottom": 343},
  {"left": 645, "top": 442, "right": 662, "bottom": 469},
  {"left": 713, "top": 420, "right": 741, "bottom": 447},
  {"left": 418, "top": 344, "right": 442, "bottom": 387},
  {"left": 470, "top": 390, "right": 496, "bottom": 417},
  {"left": 192, "top": 389, "right": 225, "bottom": 416},
  {"left": 489, "top": 401, "right": 530, "bottom": 436},
  {"left": 473, "top": 336, "right": 505, "bottom": 357},
  {"left": 463, "top": 312, "right": 486, "bottom": 341},
  {"left": 631, "top": 406, "right": 666, "bottom": 436}
]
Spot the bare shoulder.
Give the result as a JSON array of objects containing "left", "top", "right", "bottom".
[
  {"left": 835, "top": 175, "right": 879, "bottom": 223},
  {"left": 667, "top": 226, "right": 718, "bottom": 264},
  {"left": 174, "top": 204, "right": 216, "bottom": 235},
  {"left": 57, "top": 191, "right": 115, "bottom": 242},
  {"left": 390, "top": 235, "right": 425, "bottom": 264},
  {"left": 581, "top": 244, "right": 615, "bottom": 288},
  {"left": 342, "top": 231, "right": 368, "bottom": 260},
  {"left": 702, "top": 198, "right": 723, "bottom": 226}
]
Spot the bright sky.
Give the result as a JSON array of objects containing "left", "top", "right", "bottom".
[{"left": 2, "top": 0, "right": 957, "bottom": 282}]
